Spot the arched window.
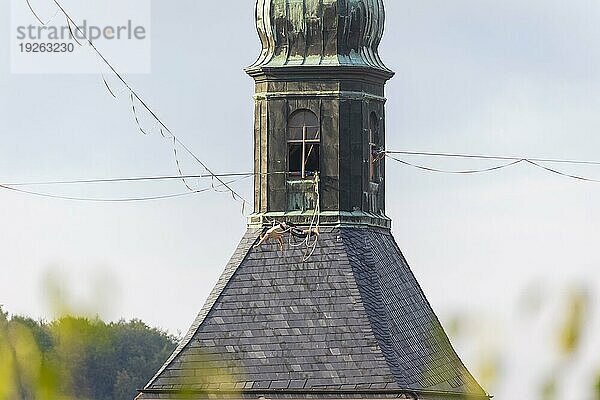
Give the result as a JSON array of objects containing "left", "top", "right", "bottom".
[
  {"left": 369, "top": 112, "right": 381, "bottom": 182},
  {"left": 288, "top": 109, "right": 320, "bottom": 179}
]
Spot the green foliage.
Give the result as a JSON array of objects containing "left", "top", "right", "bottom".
[
  {"left": 594, "top": 374, "right": 600, "bottom": 400},
  {"left": 0, "top": 306, "right": 177, "bottom": 400},
  {"left": 557, "top": 289, "right": 588, "bottom": 357},
  {"left": 540, "top": 375, "right": 557, "bottom": 400}
]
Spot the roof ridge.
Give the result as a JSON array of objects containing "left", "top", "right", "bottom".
[
  {"left": 340, "top": 229, "right": 410, "bottom": 388},
  {"left": 384, "top": 234, "right": 488, "bottom": 396}
]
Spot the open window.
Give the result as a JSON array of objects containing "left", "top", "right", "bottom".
[
  {"left": 369, "top": 112, "right": 381, "bottom": 182},
  {"left": 288, "top": 109, "right": 320, "bottom": 179}
]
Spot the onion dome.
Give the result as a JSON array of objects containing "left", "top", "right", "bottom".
[{"left": 250, "top": 0, "right": 391, "bottom": 72}]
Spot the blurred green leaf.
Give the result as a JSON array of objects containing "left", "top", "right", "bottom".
[
  {"left": 477, "top": 353, "right": 501, "bottom": 391},
  {"left": 446, "top": 315, "right": 465, "bottom": 339},
  {"left": 540, "top": 375, "right": 557, "bottom": 400},
  {"left": 557, "top": 288, "right": 589, "bottom": 357},
  {"left": 518, "top": 281, "right": 546, "bottom": 318}
]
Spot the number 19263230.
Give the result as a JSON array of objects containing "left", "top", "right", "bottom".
[{"left": 19, "top": 42, "right": 75, "bottom": 53}]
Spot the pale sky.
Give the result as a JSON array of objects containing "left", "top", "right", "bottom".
[{"left": 1, "top": 1, "right": 600, "bottom": 399}]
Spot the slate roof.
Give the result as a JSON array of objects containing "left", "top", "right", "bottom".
[{"left": 138, "top": 227, "right": 488, "bottom": 400}]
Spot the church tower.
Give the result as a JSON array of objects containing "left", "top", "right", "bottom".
[
  {"left": 138, "top": 1, "right": 489, "bottom": 399},
  {"left": 247, "top": 0, "right": 392, "bottom": 227}
]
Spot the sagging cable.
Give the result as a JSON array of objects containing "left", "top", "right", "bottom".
[
  {"left": 171, "top": 135, "right": 196, "bottom": 192},
  {"left": 386, "top": 155, "right": 525, "bottom": 174},
  {"left": 26, "top": 0, "right": 60, "bottom": 25},
  {"left": 130, "top": 92, "right": 149, "bottom": 135}
]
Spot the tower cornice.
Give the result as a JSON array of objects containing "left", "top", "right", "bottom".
[{"left": 245, "top": 65, "right": 395, "bottom": 83}]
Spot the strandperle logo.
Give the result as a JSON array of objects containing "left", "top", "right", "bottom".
[
  {"left": 15, "top": 20, "right": 147, "bottom": 41},
  {"left": 10, "top": 0, "right": 151, "bottom": 74}
]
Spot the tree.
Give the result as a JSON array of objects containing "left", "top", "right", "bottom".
[{"left": 0, "top": 308, "right": 177, "bottom": 400}]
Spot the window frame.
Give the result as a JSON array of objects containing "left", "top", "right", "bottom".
[{"left": 287, "top": 109, "right": 321, "bottom": 179}]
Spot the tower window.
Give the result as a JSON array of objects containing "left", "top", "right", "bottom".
[
  {"left": 369, "top": 112, "right": 381, "bottom": 182},
  {"left": 288, "top": 109, "right": 320, "bottom": 179}
]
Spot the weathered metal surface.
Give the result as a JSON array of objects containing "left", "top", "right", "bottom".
[
  {"left": 287, "top": 179, "right": 318, "bottom": 211},
  {"left": 250, "top": 0, "right": 391, "bottom": 72},
  {"left": 249, "top": 66, "right": 390, "bottom": 226},
  {"left": 248, "top": 0, "right": 394, "bottom": 226}
]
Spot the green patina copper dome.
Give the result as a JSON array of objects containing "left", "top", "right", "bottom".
[{"left": 250, "top": 0, "right": 391, "bottom": 72}]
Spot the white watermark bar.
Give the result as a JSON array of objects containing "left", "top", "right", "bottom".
[{"left": 10, "top": 0, "right": 151, "bottom": 74}]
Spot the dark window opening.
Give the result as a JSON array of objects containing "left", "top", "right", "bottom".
[
  {"left": 289, "top": 144, "right": 303, "bottom": 175},
  {"left": 304, "top": 144, "right": 320, "bottom": 173},
  {"left": 288, "top": 109, "right": 320, "bottom": 179}
]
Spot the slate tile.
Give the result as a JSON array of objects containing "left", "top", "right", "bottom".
[{"left": 141, "top": 228, "right": 486, "bottom": 398}]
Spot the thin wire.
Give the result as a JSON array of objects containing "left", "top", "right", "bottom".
[
  {"left": 284, "top": 175, "right": 322, "bottom": 258},
  {"left": 525, "top": 160, "right": 600, "bottom": 183},
  {"left": 102, "top": 74, "right": 117, "bottom": 99},
  {"left": 302, "top": 174, "right": 321, "bottom": 262},
  {"left": 48, "top": 0, "right": 247, "bottom": 207},
  {"left": 0, "top": 176, "right": 251, "bottom": 203},
  {"left": 262, "top": 175, "right": 320, "bottom": 260},
  {"left": 385, "top": 150, "right": 600, "bottom": 166},
  {"left": 2, "top": 171, "right": 291, "bottom": 187},
  {"left": 0, "top": 185, "right": 198, "bottom": 202},
  {"left": 386, "top": 153, "right": 600, "bottom": 183},
  {"left": 26, "top": 0, "right": 60, "bottom": 25},
  {"left": 4, "top": 173, "right": 257, "bottom": 187},
  {"left": 130, "top": 92, "right": 149, "bottom": 135},
  {"left": 172, "top": 135, "right": 195, "bottom": 191},
  {"left": 65, "top": 16, "right": 83, "bottom": 46},
  {"left": 386, "top": 155, "right": 524, "bottom": 174}
]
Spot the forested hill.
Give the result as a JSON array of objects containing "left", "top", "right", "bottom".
[{"left": 0, "top": 307, "right": 177, "bottom": 400}]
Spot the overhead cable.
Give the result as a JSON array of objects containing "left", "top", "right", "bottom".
[
  {"left": 385, "top": 153, "right": 600, "bottom": 183},
  {"left": 524, "top": 160, "right": 600, "bottom": 183},
  {"left": 27, "top": 0, "right": 248, "bottom": 212},
  {"left": 25, "top": 0, "right": 60, "bottom": 25},
  {"left": 385, "top": 150, "right": 600, "bottom": 166},
  {"left": 2, "top": 171, "right": 293, "bottom": 187},
  {"left": 385, "top": 155, "right": 524, "bottom": 174},
  {"left": 0, "top": 176, "right": 251, "bottom": 203}
]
